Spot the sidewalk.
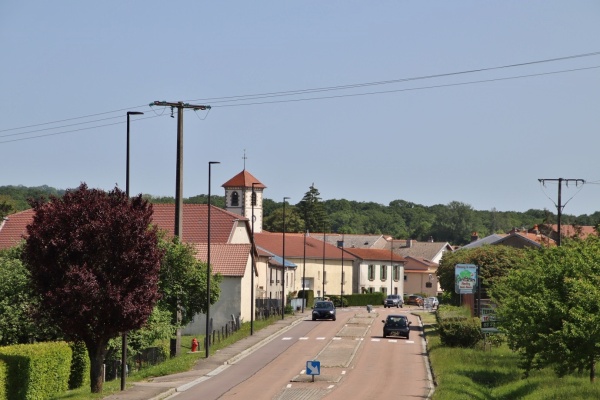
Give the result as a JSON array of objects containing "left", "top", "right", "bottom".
[{"left": 103, "top": 311, "right": 308, "bottom": 400}]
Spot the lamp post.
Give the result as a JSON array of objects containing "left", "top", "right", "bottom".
[
  {"left": 282, "top": 197, "right": 290, "bottom": 320},
  {"left": 322, "top": 226, "right": 326, "bottom": 299},
  {"left": 390, "top": 239, "right": 394, "bottom": 295},
  {"left": 122, "top": 111, "right": 143, "bottom": 391},
  {"left": 251, "top": 182, "right": 258, "bottom": 335},
  {"left": 337, "top": 234, "right": 344, "bottom": 307},
  {"left": 302, "top": 229, "right": 307, "bottom": 313},
  {"left": 206, "top": 161, "right": 220, "bottom": 358}
]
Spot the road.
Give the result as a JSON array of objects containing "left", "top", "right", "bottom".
[{"left": 168, "top": 306, "right": 431, "bottom": 400}]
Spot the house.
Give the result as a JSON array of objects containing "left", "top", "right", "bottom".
[
  {"left": 460, "top": 228, "right": 555, "bottom": 250},
  {"left": 253, "top": 232, "right": 354, "bottom": 299},
  {"left": 391, "top": 238, "right": 451, "bottom": 296},
  {"left": 0, "top": 203, "right": 258, "bottom": 335},
  {"left": 402, "top": 256, "right": 439, "bottom": 297},
  {"left": 341, "top": 247, "right": 405, "bottom": 295}
]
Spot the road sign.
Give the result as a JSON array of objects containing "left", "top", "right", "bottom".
[{"left": 306, "top": 360, "right": 321, "bottom": 376}]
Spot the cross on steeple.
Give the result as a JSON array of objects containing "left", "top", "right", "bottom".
[{"left": 242, "top": 149, "right": 247, "bottom": 170}]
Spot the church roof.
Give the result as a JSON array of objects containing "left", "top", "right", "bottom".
[{"left": 221, "top": 170, "right": 266, "bottom": 189}]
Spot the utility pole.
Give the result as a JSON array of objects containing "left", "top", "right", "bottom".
[
  {"left": 538, "top": 178, "right": 585, "bottom": 246},
  {"left": 150, "top": 101, "right": 210, "bottom": 357}
]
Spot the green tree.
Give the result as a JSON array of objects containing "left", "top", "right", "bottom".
[
  {"left": 23, "top": 184, "right": 163, "bottom": 393},
  {"left": 437, "top": 245, "right": 524, "bottom": 304},
  {"left": 158, "top": 236, "right": 222, "bottom": 327},
  {"left": 430, "top": 201, "right": 477, "bottom": 244},
  {"left": 0, "top": 195, "right": 16, "bottom": 219},
  {"left": 263, "top": 205, "right": 305, "bottom": 233},
  {"left": 296, "top": 184, "right": 328, "bottom": 233},
  {"left": 491, "top": 236, "right": 600, "bottom": 382}
]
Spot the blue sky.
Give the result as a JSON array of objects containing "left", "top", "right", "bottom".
[{"left": 1, "top": 2, "right": 599, "bottom": 216}]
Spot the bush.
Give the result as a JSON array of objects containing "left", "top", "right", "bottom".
[
  {"left": 297, "top": 290, "right": 314, "bottom": 308},
  {"left": 436, "top": 305, "right": 483, "bottom": 348},
  {"left": 343, "top": 293, "right": 385, "bottom": 306},
  {"left": 0, "top": 341, "right": 72, "bottom": 400},
  {"left": 68, "top": 341, "right": 90, "bottom": 390},
  {"left": 328, "top": 295, "right": 348, "bottom": 307}
]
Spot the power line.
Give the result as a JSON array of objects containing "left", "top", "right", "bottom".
[{"left": 2, "top": 51, "right": 599, "bottom": 134}]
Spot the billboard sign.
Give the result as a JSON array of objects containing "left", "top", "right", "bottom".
[{"left": 455, "top": 264, "right": 477, "bottom": 294}]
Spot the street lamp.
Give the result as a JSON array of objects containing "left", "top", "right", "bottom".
[
  {"left": 251, "top": 182, "right": 258, "bottom": 335},
  {"left": 390, "top": 239, "right": 394, "bottom": 295},
  {"left": 302, "top": 228, "right": 307, "bottom": 313},
  {"left": 282, "top": 197, "right": 290, "bottom": 320},
  {"left": 337, "top": 234, "right": 344, "bottom": 307},
  {"left": 322, "top": 226, "right": 326, "bottom": 299},
  {"left": 122, "top": 111, "right": 143, "bottom": 391},
  {"left": 206, "top": 161, "right": 220, "bottom": 358}
]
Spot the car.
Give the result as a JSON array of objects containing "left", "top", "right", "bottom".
[
  {"left": 427, "top": 296, "right": 439, "bottom": 308},
  {"left": 312, "top": 301, "right": 336, "bottom": 321},
  {"left": 384, "top": 294, "right": 403, "bottom": 308},
  {"left": 405, "top": 295, "right": 424, "bottom": 306},
  {"left": 382, "top": 314, "right": 411, "bottom": 339}
]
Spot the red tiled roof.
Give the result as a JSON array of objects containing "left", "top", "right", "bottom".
[
  {"left": 0, "top": 204, "right": 246, "bottom": 250},
  {"left": 193, "top": 243, "right": 251, "bottom": 277},
  {"left": 221, "top": 170, "right": 266, "bottom": 189},
  {"left": 0, "top": 209, "right": 35, "bottom": 250},
  {"left": 550, "top": 224, "right": 596, "bottom": 239},
  {"left": 254, "top": 232, "right": 351, "bottom": 260},
  {"left": 151, "top": 204, "right": 247, "bottom": 243},
  {"left": 343, "top": 247, "right": 405, "bottom": 263}
]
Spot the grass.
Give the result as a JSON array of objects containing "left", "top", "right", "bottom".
[
  {"left": 420, "top": 311, "right": 600, "bottom": 400},
  {"left": 53, "top": 316, "right": 282, "bottom": 400}
]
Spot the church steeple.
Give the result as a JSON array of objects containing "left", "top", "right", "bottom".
[{"left": 222, "top": 170, "right": 266, "bottom": 233}]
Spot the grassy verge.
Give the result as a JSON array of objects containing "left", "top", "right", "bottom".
[
  {"left": 420, "top": 311, "right": 600, "bottom": 400},
  {"left": 54, "top": 316, "right": 282, "bottom": 400}
]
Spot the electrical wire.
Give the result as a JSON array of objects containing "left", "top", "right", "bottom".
[{"left": 2, "top": 50, "right": 599, "bottom": 134}]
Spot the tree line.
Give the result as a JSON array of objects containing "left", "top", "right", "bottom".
[{"left": 2, "top": 184, "right": 600, "bottom": 245}]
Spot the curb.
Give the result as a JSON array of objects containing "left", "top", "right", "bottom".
[{"left": 173, "top": 315, "right": 307, "bottom": 394}]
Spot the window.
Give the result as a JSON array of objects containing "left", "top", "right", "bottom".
[
  {"left": 324, "top": 271, "right": 327, "bottom": 284},
  {"left": 251, "top": 191, "right": 257, "bottom": 206},
  {"left": 368, "top": 265, "right": 375, "bottom": 281},
  {"left": 231, "top": 191, "right": 239, "bottom": 206},
  {"left": 318, "top": 270, "right": 321, "bottom": 280},
  {"left": 393, "top": 265, "right": 400, "bottom": 281},
  {"left": 404, "top": 275, "right": 407, "bottom": 281},
  {"left": 381, "top": 286, "right": 387, "bottom": 294},
  {"left": 380, "top": 265, "right": 387, "bottom": 281}
]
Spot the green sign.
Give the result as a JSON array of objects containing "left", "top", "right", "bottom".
[{"left": 455, "top": 264, "right": 477, "bottom": 294}]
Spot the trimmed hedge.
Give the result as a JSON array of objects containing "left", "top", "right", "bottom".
[
  {"left": 0, "top": 341, "right": 72, "bottom": 400},
  {"left": 436, "top": 305, "right": 482, "bottom": 348},
  {"left": 342, "top": 293, "right": 385, "bottom": 307},
  {"left": 297, "top": 290, "right": 315, "bottom": 308},
  {"left": 0, "top": 359, "right": 6, "bottom": 400},
  {"left": 68, "top": 341, "right": 90, "bottom": 390}
]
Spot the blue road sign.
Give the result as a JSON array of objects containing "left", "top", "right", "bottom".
[{"left": 306, "top": 360, "right": 321, "bottom": 376}]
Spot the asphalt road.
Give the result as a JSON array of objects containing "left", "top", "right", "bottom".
[{"left": 166, "top": 306, "right": 431, "bottom": 400}]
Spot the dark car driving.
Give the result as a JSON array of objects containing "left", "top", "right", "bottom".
[
  {"left": 382, "top": 314, "right": 411, "bottom": 339},
  {"left": 312, "top": 301, "right": 336, "bottom": 321}
]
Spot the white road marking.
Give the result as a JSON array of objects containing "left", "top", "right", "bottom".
[
  {"left": 282, "top": 337, "right": 292, "bottom": 341},
  {"left": 342, "top": 371, "right": 346, "bottom": 375},
  {"left": 327, "top": 385, "right": 335, "bottom": 389},
  {"left": 287, "top": 384, "right": 292, "bottom": 388},
  {"left": 332, "top": 337, "right": 341, "bottom": 340},
  {"left": 406, "top": 340, "right": 415, "bottom": 343},
  {"left": 299, "top": 337, "right": 308, "bottom": 340},
  {"left": 388, "top": 339, "right": 398, "bottom": 343},
  {"left": 371, "top": 338, "right": 381, "bottom": 342},
  {"left": 316, "top": 337, "right": 326, "bottom": 340}
]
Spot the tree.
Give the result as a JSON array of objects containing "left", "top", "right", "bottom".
[
  {"left": 430, "top": 201, "right": 478, "bottom": 244},
  {"left": 437, "top": 245, "right": 524, "bottom": 305},
  {"left": 0, "top": 195, "right": 16, "bottom": 219},
  {"left": 158, "top": 236, "right": 222, "bottom": 327},
  {"left": 263, "top": 205, "right": 305, "bottom": 233},
  {"left": 296, "top": 184, "right": 328, "bottom": 233},
  {"left": 23, "top": 184, "right": 163, "bottom": 393},
  {"left": 491, "top": 236, "right": 600, "bottom": 382}
]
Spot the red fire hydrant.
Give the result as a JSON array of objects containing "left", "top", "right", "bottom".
[{"left": 191, "top": 338, "right": 199, "bottom": 353}]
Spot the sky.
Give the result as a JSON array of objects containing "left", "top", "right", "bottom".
[{"left": 1, "top": 2, "right": 599, "bottom": 216}]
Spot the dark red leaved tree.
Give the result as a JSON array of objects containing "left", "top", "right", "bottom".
[{"left": 23, "top": 183, "right": 163, "bottom": 393}]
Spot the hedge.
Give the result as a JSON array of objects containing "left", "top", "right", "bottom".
[
  {"left": 0, "top": 341, "right": 72, "bottom": 400},
  {"left": 436, "top": 305, "right": 483, "bottom": 348},
  {"left": 68, "top": 341, "right": 90, "bottom": 390}
]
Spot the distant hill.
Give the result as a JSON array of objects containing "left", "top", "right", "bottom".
[{"left": 2, "top": 185, "right": 599, "bottom": 245}]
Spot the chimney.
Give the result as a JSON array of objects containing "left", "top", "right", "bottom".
[
  {"left": 406, "top": 239, "right": 413, "bottom": 248},
  {"left": 471, "top": 232, "right": 479, "bottom": 243},
  {"left": 428, "top": 236, "right": 434, "bottom": 243}
]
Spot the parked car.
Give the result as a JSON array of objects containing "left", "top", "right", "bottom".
[
  {"left": 382, "top": 314, "right": 411, "bottom": 339},
  {"left": 427, "top": 296, "right": 439, "bottom": 308},
  {"left": 406, "top": 295, "right": 424, "bottom": 306},
  {"left": 312, "top": 301, "right": 336, "bottom": 321},
  {"left": 384, "top": 294, "right": 403, "bottom": 308}
]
